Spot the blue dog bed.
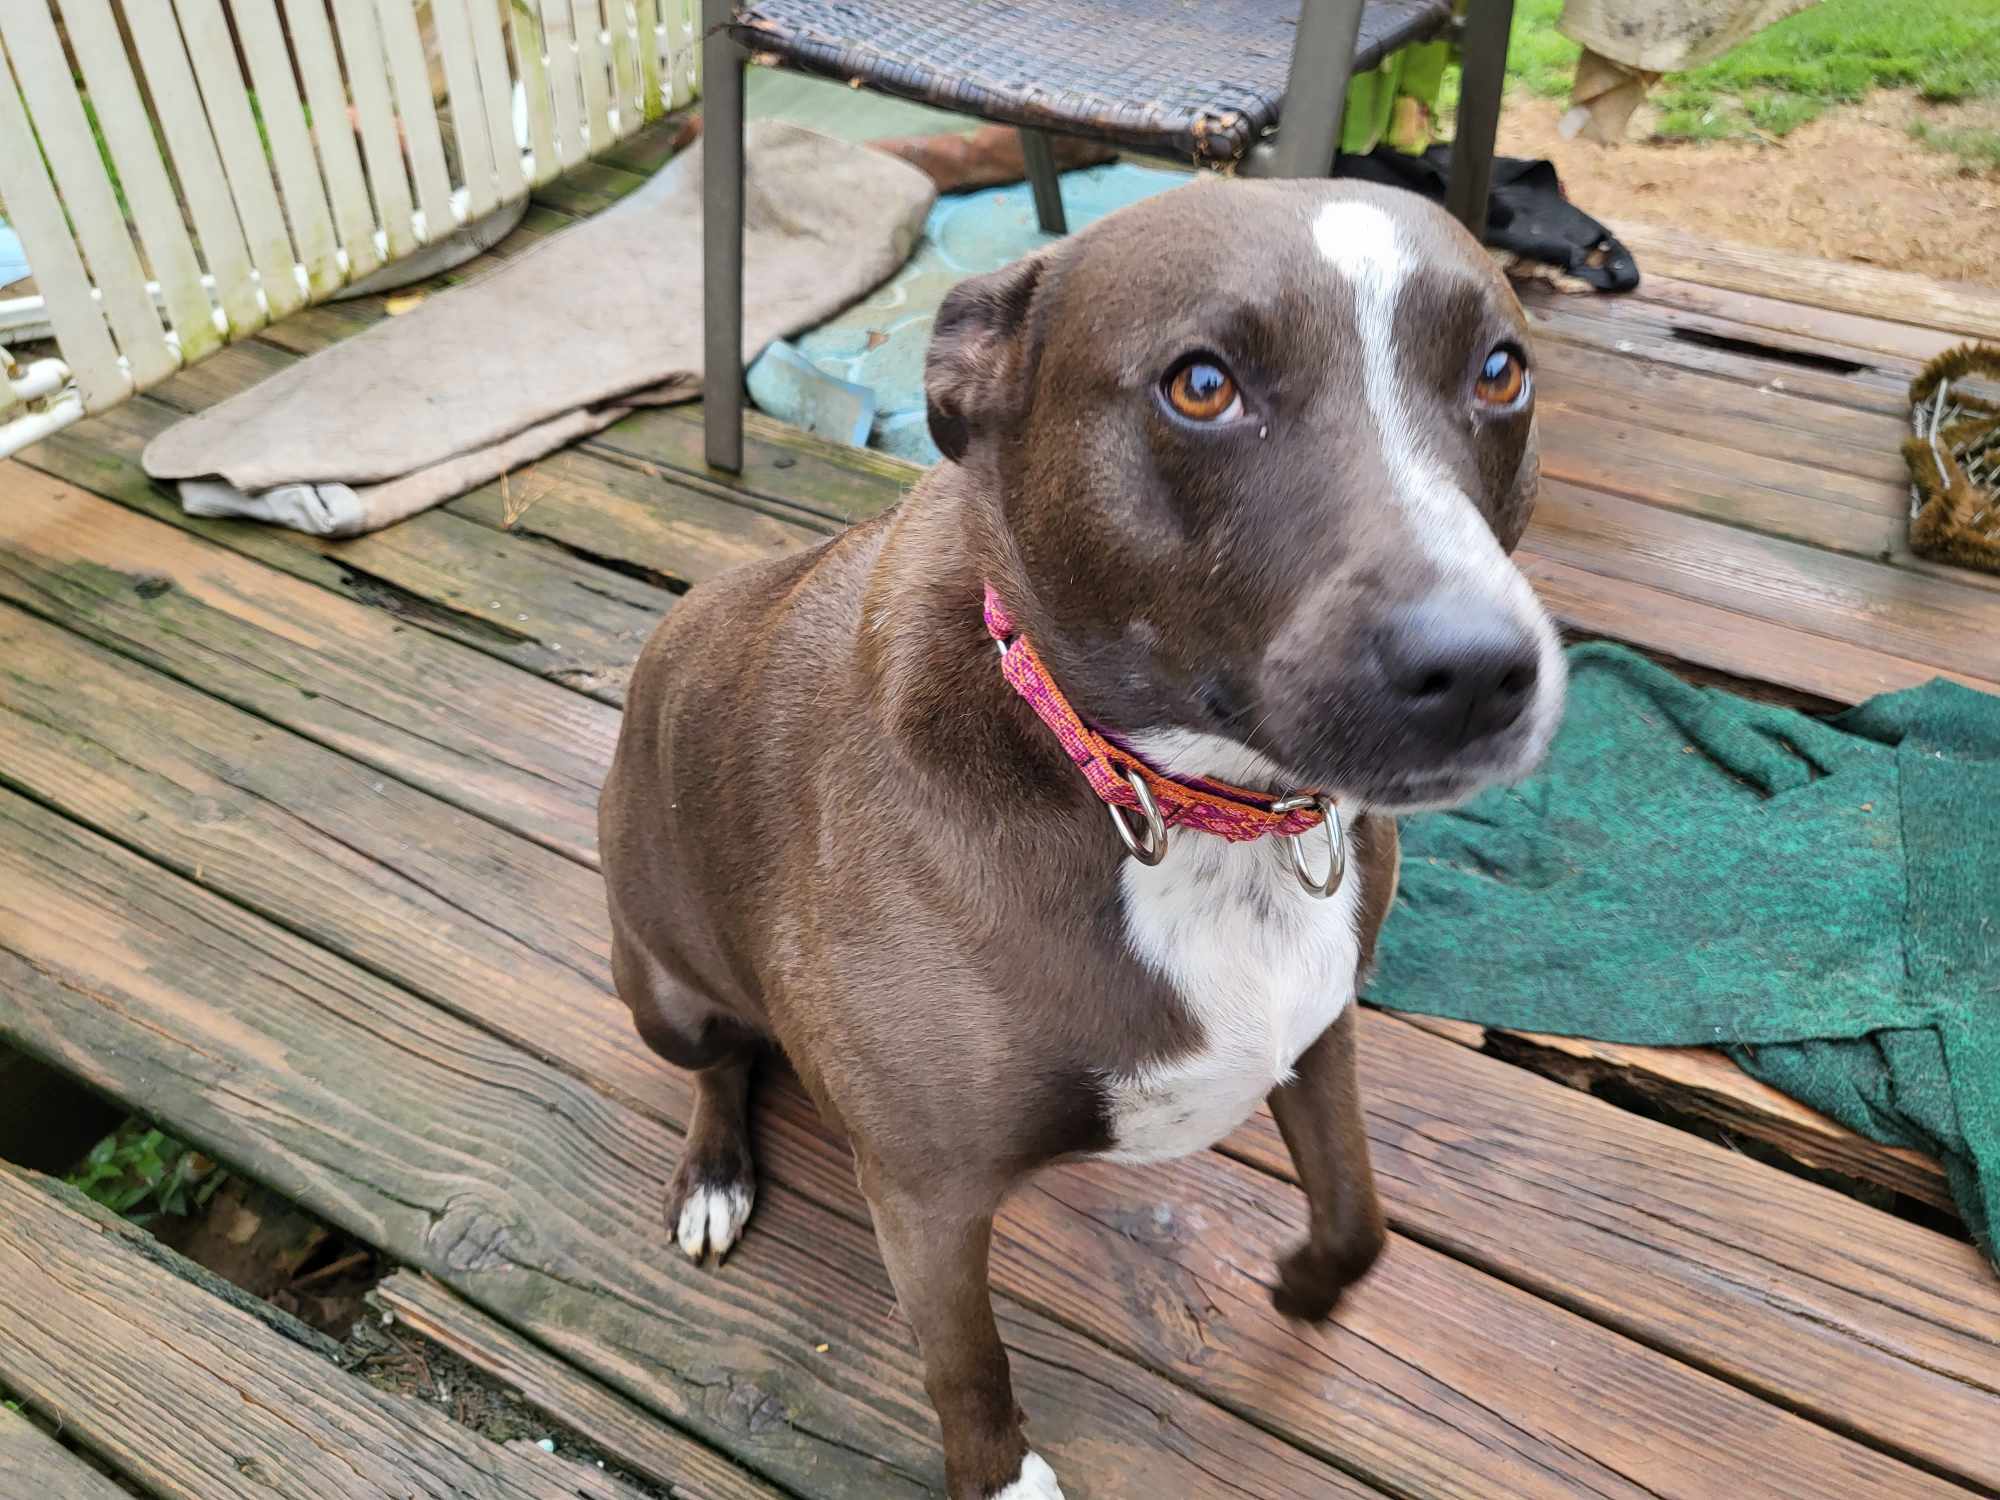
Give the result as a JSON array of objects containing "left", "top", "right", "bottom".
[{"left": 752, "top": 162, "right": 1188, "bottom": 465}]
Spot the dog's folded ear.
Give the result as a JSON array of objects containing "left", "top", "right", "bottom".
[{"left": 925, "top": 254, "right": 1048, "bottom": 465}]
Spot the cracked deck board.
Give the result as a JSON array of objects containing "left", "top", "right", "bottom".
[
  {"left": 377, "top": 1273, "right": 789, "bottom": 1500},
  {"left": 0, "top": 1165, "right": 646, "bottom": 1500},
  {"left": 1527, "top": 336, "right": 1914, "bottom": 473},
  {"left": 0, "top": 1404, "right": 133, "bottom": 1500},
  {"left": 1623, "top": 272, "right": 1956, "bottom": 367},
  {"left": 0, "top": 467, "right": 613, "bottom": 867},
  {"left": 1607, "top": 222, "right": 2000, "bottom": 350},
  {"left": 1520, "top": 292, "right": 1914, "bottom": 413},
  {"left": 1, "top": 595, "right": 1993, "bottom": 1496},
  {"left": 0, "top": 788, "right": 1388, "bottom": 1500}
]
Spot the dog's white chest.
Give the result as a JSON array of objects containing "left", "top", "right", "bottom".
[{"left": 1102, "top": 829, "right": 1363, "bottom": 1164}]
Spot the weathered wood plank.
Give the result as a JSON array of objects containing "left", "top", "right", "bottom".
[
  {"left": 1540, "top": 409, "right": 1907, "bottom": 561},
  {"left": 0, "top": 1165, "right": 646, "bottom": 1500},
  {"left": 502, "top": 1445, "right": 634, "bottom": 1499},
  {"left": 1389, "top": 1013, "right": 1955, "bottom": 1213},
  {"left": 0, "top": 789, "right": 1387, "bottom": 1500},
  {"left": 1534, "top": 350, "right": 1912, "bottom": 484},
  {"left": 532, "top": 159, "right": 656, "bottom": 217},
  {"left": 0, "top": 470, "right": 613, "bottom": 866},
  {"left": 1610, "top": 220, "right": 2000, "bottom": 348},
  {"left": 376, "top": 1273, "right": 795, "bottom": 1500},
  {"left": 1547, "top": 397, "right": 1905, "bottom": 518},
  {"left": 448, "top": 438, "right": 834, "bottom": 587},
  {"left": 1529, "top": 480, "right": 2000, "bottom": 691},
  {"left": 0, "top": 1405, "right": 132, "bottom": 1500},
  {"left": 0, "top": 600, "right": 652, "bottom": 1105},
  {"left": 18, "top": 406, "right": 672, "bottom": 704},
  {"left": 587, "top": 405, "right": 916, "bottom": 529},
  {"left": 1226, "top": 1016, "right": 2000, "bottom": 1489},
  {"left": 6, "top": 600, "right": 1993, "bottom": 1496},
  {"left": 596, "top": 115, "right": 703, "bottom": 178},
  {"left": 0, "top": 605, "right": 1754, "bottom": 1498},
  {"left": 1518, "top": 551, "right": 1989, "bottom": 705}
]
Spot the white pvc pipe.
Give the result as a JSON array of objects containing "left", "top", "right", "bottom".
[
  {"left": 8, "top": 357, "right": 69, "bottom": 404},
  {"left": 0, "top": 386, "right": 86, "bottom": 459}
]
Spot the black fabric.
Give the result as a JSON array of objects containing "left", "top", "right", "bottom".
[{"left": 1337, "top": 146, "right": 1641, "bottom": 292}]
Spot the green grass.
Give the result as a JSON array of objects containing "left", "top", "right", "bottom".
[
  {"left": 1500, "top": 0, "right": 2000, "bottom": 165},
  {"left": 1504, "top": 0, "right": 1585, "bottom": 99},
  {"left": 1910, "top": 118, "right": 2000, "bottom": 169}
]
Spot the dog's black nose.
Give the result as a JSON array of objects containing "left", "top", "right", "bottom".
[{"left": 1375, "top": 597, "right": 1539, "bottom": 748}]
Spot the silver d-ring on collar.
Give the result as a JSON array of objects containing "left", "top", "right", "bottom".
[
  {"left": 1109, "top": 768, "right": 1168, "bottom": 866},
  {"left": 1271, "top": 793, "right": 1345, "bottom": 898}
]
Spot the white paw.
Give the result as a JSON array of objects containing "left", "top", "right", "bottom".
[
  {"left": 675, "top": 1180, "right": 754, "bottom": 1263},
  {"left": 992, "top": 1451, "right": 1065, "bottom": 1500}
]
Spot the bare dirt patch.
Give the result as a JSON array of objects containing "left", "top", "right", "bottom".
[{"left": 1501, "top": 90, "right": 2000, "bottom": 288}]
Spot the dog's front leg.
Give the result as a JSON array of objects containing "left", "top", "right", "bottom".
[
  {"left": 861, "top": 1167, "right": 1062, "bottom": 1500},
  {"left": 1267, "top": 1005, "right": 1388, "bottom": 1321}
]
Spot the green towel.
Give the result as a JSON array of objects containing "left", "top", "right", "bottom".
[{"left": 1378, "top": 644, "right": 2000, "bottom": 1264}]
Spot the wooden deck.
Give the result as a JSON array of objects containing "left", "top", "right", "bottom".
[{"left": 3, "top": 138, "right": 2000, "bottom": 1498}]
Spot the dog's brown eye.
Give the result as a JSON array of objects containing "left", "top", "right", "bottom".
[
  {"left": 1474, "top": 347, "right": 1528, "bottom": 408},
  {"left": 1165, "top": 360, "right": 1240, "bottom": 422}
]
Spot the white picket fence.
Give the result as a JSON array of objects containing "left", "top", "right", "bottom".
[{"left": 0, "top": 0, "right": 700, "bottom": 457}]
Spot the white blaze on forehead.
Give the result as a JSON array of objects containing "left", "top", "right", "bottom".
[
  {"left": 1312, "top": 195, "right": 1411, "bottom": 287},
  {"left": 1308, "top": 198, "right": 1527, "bottom": 605}
]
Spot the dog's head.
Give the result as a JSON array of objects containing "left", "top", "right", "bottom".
[{"left": 929, "top": 177, "right": 1565, "bottom": 811}]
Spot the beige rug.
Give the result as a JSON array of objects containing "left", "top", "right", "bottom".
[{"left": 144, "top": 121, "right": 935, "bottom": 536}]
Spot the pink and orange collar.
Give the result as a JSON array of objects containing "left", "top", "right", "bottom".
[{"left": 983, "top": 586, "right": 1333, "bottom": 857}]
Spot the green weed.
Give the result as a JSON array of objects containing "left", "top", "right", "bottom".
[
  {"left": 1909, "top": 119, "right": 2000, "bottom": 170},
  {"left": 68, "top": 1119, "right": 227, "bottom": 1225}
]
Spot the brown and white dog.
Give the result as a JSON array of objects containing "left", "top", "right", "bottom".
[{"left": 599, "top": 177, "right": 1565, "bottom": 1499}]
